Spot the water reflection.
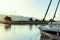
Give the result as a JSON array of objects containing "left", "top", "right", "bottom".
[
  {"left": 0, "top": 24, "right": 40, "bottom": 40},
  {"left": 29, "top": 25, "right": 32, "bottom": 31},
  {"left": 27, "top": 24, "right": 39, "bottom": 31},
  {"left": 4, "top": 24, "right": 11, "bottom": 30}
]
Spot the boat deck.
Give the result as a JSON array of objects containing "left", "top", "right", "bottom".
[{"left": 40, "top": 30, "right": 60, "bottom": 40}]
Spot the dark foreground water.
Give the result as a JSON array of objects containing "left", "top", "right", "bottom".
[{"left": 0, "top": 24, "right": 41, "bottom": 40}]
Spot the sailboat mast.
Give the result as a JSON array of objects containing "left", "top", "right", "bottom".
[
  {"left": 53, "top": 0, "right": 60, "bottom": 20},
  {"left": 43, "top": 0, "right": 52, "bottom": 21}
]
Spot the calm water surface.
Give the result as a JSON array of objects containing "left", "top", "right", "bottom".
[{"left": 0, "top": 24, "right": 41, "bottom": 40}]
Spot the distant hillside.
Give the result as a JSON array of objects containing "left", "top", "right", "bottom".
[
  {"left": 10, "top": 15, "right": 29, "bottom": 21},
  {"left": 0, "top": 14, "right": 5, "bottom": 21},
  {"left": 0, "top": 14, "right": 37, "bottom": 21}
]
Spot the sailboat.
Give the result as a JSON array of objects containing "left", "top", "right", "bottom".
[
  {"left": 39, "top": 0, "right": 60, "bottom": 40},
  {"left": 38, "top": 25, "right": 60, "bottom": 40}
]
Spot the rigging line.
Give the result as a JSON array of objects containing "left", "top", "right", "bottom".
[
  {"left": 43, "top": 0, "right": 52, "bottom": 20},
  {"left": 53, "top": 0, "right": 60, "bottom": 19}
]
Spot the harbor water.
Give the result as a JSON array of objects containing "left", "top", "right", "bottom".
[{"left": 0, "top": 24, "right": 41, "bottom": 40}]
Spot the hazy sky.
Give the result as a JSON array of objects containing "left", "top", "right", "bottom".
[{"left": 0, "top": 0, "right": 60, "bottom": 20}]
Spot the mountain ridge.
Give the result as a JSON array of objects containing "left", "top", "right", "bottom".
[{"left": 0, "top": 14, "right": 37, "bottom": 21}]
